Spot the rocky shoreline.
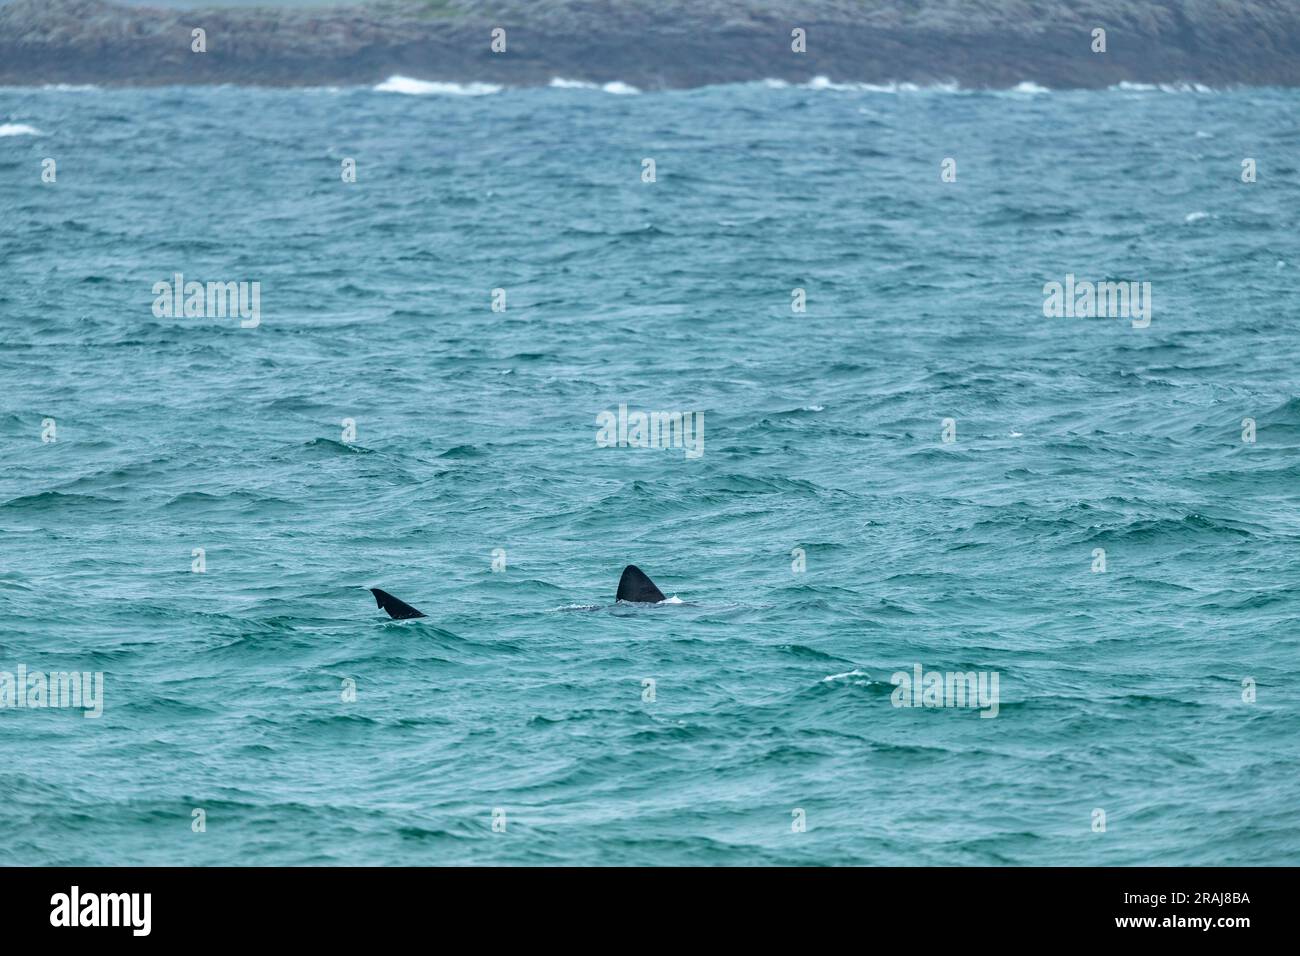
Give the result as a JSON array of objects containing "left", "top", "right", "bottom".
[{"left": 3, "top": 0, "right": 1299, "bottom": 89}]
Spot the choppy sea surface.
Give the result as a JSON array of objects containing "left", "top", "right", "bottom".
[{"left": 1, "top": 79, "right": 1298, "bottom": 866}]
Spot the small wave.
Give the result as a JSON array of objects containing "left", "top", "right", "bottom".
[
  {"left": 0, "top": 123, "right": 41, "bottom": 137},
  {"left": 801, "top": 76, "right": 960, "bottom": 93},
  {"left": 437, "top": 444, "right": 483, "bottom": 459},
  {"left": 1, "top": 491, "right": 112, "bottom": 511},
  {"left": 162, "top": 489, "right": 294, "bottom": 512},
  {"left": 1184, "top": 211, "right": 1210, "bottom": 223},
  {"left": 659, "top": 595, "right": 683, "bottom": 604},
  {"left": 1008, "top": 81, "right": 1051, "bottom": 94},
  {"left": 1087, "top": 513, "right": 1257, "bottom": 544},
  {"left": 373, "top": 76, "right": 501, "bottom": 96},
  {"left": 300, "top": 437, "right": 371, "bottom": 455},
  {"left": 548, "top": 77, "right": 640, "bottom": 95},
  {"left": 822, "top": 669, "right": 871, "bottom": 683},
  {"left": 771, "top": 405, "right": 826, "bottom": 419},
  {"left": 781, "top": 644, "right": 847, "bottom": 662},
  {"left": 1257, "top": 395, "right": 1300, "bottom": 429},
  {"left": 1111, "top": 81, "right": 1216, "bottom": 93}
]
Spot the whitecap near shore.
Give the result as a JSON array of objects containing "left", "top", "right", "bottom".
[
  {"left": 767, "top": 76, "right": 965, "bottom": 93},
  {"left": 1112, "top": 80, "right": 1217, "bottom": 93},
  {"left": 549, "top": 78, "right": 641, "bottom": 94},
  {"left": 373, "top": 76, "right": 501, "bottom": 96}
]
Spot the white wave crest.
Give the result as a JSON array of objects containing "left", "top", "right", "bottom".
[
  {"left": 0, "top": 123, "right": 41, "bottom": 136},
  {"left": 374, "top": 76, "right": 501, "bottom": 96},
  {"left": 1112, "top": 81, "right": 1216, "bottom": 93},
  {"left": 808, "top": 75, "right": 854, "bottom": 91},
  {"left": 795, "top": 76, "right": 961, "bottom": 93},
  {"left": 822, "top": 669, "right": 871, "bottom": 683},
  {"left": 548, "top": 77, "right": 640, "bottom": 94}
]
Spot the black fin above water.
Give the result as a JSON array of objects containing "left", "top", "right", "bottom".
[
  {"left": 615, "top": 565, "right": 666, "bottom": 603},
  {"left": 370, "top": 588, "right": 426, "bottom": 619}
]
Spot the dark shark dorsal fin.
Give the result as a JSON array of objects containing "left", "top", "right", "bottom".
[
  {"left": 370, "top": 588, "right": 426, "bottom": 619},
  {"left": 616, "top": 565, "right": 666, "bottom": 603}
]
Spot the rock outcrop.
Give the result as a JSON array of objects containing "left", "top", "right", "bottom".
[{"left": 2, "top": 0, "right": 1298, "bottom": 88}]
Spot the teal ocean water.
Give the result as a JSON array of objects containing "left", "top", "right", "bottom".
[{"left": 1, "top": 80, "right": 1298, "bottom": 865}]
